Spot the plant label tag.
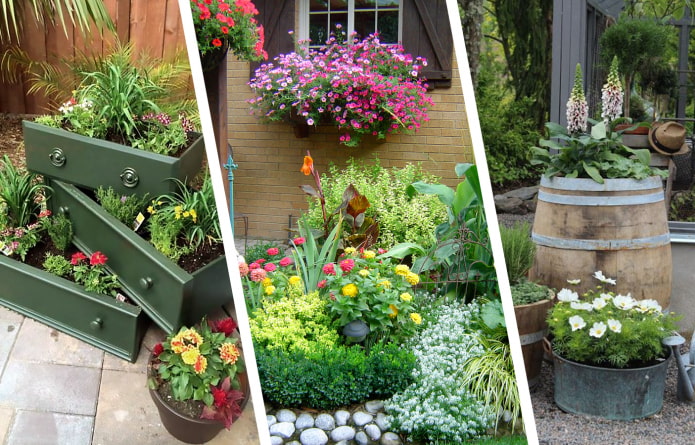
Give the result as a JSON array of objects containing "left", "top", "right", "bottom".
[
  {"left": 133, "top": 213, "right": 145, "bottom": 231},
  {"left": 116, "top": 292, "right": 127, "bottom": 303},
  {"left": 0, "top": 241, "right": 11, "bottom": 256}
]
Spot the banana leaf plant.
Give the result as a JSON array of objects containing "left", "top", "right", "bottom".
[{"left": 380, "top": 163, "right": 497, "bottom": 301}]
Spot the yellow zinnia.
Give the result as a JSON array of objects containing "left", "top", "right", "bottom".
[
  {"left": 344, "top": 247, "right": 357, "bottom": 255},
  {"left": 400, "top": 292, "right": 413, "bottom": 302},
  {"left": 362, "top": 250, "right": 376, "bottom": 259},
  {"left": 181, "top": 347, "right": 200, "bottom": 365},
  {"left": 377, "top": 280, "right": 392, "bottom": 289},
  {"left": 358, "top": 269, "right": 370, "bottom": 277},
  {"left": 394, "top": 264, "right": 410, "bottom": 276},
  {"left": 265, "top": 285, "right": 276, "bottom": 295},
  {"left": 410, "top": 313, "right": 422, "bottom": 324},
  {"left": 262, "top": 277, "right": 273, "bottom": 288},
  {"left": 405, "top": 272, "right": 420, "bottom": 285},
  {"left": 193, "top": 355, "right": 207, "bottom": 374},
  {"left": 341, "top": 283, "right": 359, "bottom": 297},
  {"left": 289, "top": 275, "right": 302, "bottom": 285},
  {"left": 388, "top": 304, "right": 399, "bottom": 318},
  {"left": 219, "top": 343, "right": 240, "bottom": 365}
]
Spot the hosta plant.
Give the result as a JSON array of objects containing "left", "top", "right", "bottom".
[{"left": 548, "top": 271, "right": 680, "bottom": 368}]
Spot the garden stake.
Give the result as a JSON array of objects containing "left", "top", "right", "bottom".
[{"left": 224, "top": 149, "right": 238, "bottom": 236}]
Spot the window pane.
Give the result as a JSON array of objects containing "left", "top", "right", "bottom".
[
  {"left": 310, "top": 0, "right": 328, "bottom": 12},
  {"left": 310, "top": 13, "right": 329, "bottom": 45},
  {"left": 330, "top": 13, "right": 348, "bottom": 37},
  {"left": 377, "top": 10, "right": 399, "bottom": 43},
  {"left": 329, "top": 0, "right": 348, "bottom": 11},
  {"left": 354, "top": 11, "right": 376, "bottom": 39},
  {"left": 378, "top": 0, "right": 399, "bottom": 6},
  {"left": 355, "top": 0, "right": 377, "bottom": 7}
]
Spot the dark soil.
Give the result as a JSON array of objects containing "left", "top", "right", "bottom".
[{"left": 0, "top": 114, "right": 27, "bottom": 169}]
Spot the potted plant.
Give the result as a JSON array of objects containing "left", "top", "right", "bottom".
[
  {"left": 148, "top": 316, "right": 248, "bottom": 443},
  {"left": 189, "top": 0, "right": 267, "bottom": 70},
  {"left": 546, "top": 271, "right": 679, "bottom": 420},
  {"left": 500, "top": 221, "right": 554, "bottom": 387},
  {"left": 529, "top": 62, "right": 672, "bottom": 308},
  {"left": 23, "top": 47, "right": 205, "bottom": 196},
  {"left": 248, "top": 29, "right": 434, "bottom": 146},
  {"left": 0, "top": 156, "right": 145, "bottom": 361}
]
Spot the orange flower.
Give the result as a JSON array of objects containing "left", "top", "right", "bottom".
[
  {"left": 220, "top": 343, "right": 241, "bottom": 365},
  {"left": 194, "top": 354, "right": 207, "bottom": 374},
  {"left": 301, "top": 155, "right": 313, "bottom": 175}
]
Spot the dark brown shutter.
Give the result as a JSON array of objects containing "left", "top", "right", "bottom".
[
  {"left": 402, "top": 0, "right": 453, "bottom": 88},
  {"left": 250, "top": 0, "right": 296, "bottom": 76}
]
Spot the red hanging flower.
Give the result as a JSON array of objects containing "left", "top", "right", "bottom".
[
  {"left": 90, "top": 251, "right": 108, "bottom": 266},
  {"left": 71, "top": 252, "right": 87, "bottom": 265}
]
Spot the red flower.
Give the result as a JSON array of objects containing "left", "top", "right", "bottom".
[
  {"left": 279, "top": 257, "right": 292, "bottom": 267},
  {"left": 266, "top": 247, "right": 279, "bottom": 256},
  {"left": 221, "top": 26, "right": 229, "bottom": 34},
  {"left": 90, "top": 251, "right": 108, "bottom": 266},
  {"left": 248, "top": 262, "right": 260, "bottom": 270},
  {"left": 263, "top": 263, "right": 276, "bottom": 272},
  {"left": 317, "top": 279, "right": 327, "bottom": 289},
  {"left": 339, "top": 259, "right": 355, "bottom": 273},
  {"left": 152, "top": 343, "right": 164, "bottom": 357},
  {"left": 293, "top": 237, "right": 305, "bottom": 246},
  {"left": 71, "top": 252, "right": 87, "bottom": 265},
  {"left": 38, "top": 209, "right": 52, "bottom": 218},
  {"left": 210, "top": 318, "right": 238, "bottom": 337},
  {"left": 211, "top": 386, "right": 227, "bottom": 408},
  {"left": 256, "top": 259, "right": 266, "bottom": 264},
  {"left": 212, "top": 38, "right": 223, "bottom": 47},
  {"left": 322, "top": 263, "right": 336, "bottom": 275}
]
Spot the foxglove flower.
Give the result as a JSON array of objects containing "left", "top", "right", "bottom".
[
  {"left": 566, "top": 64, "right": 588, "bottom": 134},
  {"left": 601, "top": 56, "right": 623, "bottom": 126}
]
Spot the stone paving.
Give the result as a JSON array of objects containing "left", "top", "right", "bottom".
[{"left": 0, "top": 306, "right": 260, "bottom": 445}]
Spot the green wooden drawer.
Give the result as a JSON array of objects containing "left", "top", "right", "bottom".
[
  {"left": 23, "top": 121, "right": 205, "bottom": 196},
  {"left": 0, "top": 255, "right": 146, "bottom": 362},
  {"left": 48, "top": 179, "right": 233, "bottom": 333}
]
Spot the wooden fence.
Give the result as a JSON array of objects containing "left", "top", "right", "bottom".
[{"left": 0, "top": 0, "right": 186, "bottom": 114}]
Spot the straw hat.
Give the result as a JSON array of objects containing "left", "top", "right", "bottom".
[{"left": 649, "top": 121, "right": 690, "bottom": 156}]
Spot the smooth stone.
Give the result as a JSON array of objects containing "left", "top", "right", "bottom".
[
  {"left": 493, "top": 195, "right": 526, "bottom": 214},
  {"left": 269, "top": 421, "right": 296, "bottom": 439},
  {"left": 375, "top": 412, "right": 389, "bottom": 431},
  {"left": 330, "top": 425, "right": 356, "bottom": 442},
  {"left": 504, "top": 185, "right": 539, "bottom": 201},
  {"left": 352, "top": 411, "right": 373, "bottom": 426},
  {"left": 381, "top": 432, "right": 403, "bottom": 445},
  {"left": 296, "top": 413, "right": 315, "bottom": 430},
  {"left": 267, "top": 415, "right": 277, "bottom": 427},
  {"left": 299, "top": 428, "right": 329, "bottom": 445},
  {"left": 365, "top": 423, "right": 382, "bottom": 441},
  {"left": 315, "top": 413, "right": 335, "bottom": 430},
  {"left": 277, "top": 408, "right": 298, "bottom": 423},
  {"left": 288, "top": 442, "right": 302, "bottom": 445},
  {"left": 270, "top": 436, "right": 284, "bottom": 445},
  {"left": 334, "top": 410, "right": 351, "bottom": 426},
  {"left": 365, "top": 400, "right": 384, "bottom": 413},
  {"left": 355, "top": 431, "right": 369, "bottom": 445},
  {"left": 334, "top": 441, "right": 348, "bottom": 445}
]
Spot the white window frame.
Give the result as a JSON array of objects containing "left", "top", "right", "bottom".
[{"left": 298, "top": 0, "right": 402, "bottom": 46}]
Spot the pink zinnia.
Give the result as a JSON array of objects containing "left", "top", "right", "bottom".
[
  {"left": 238, "top": 262, "right": 249, "bottom": 277},
  {"left": 322, "top": 263, "right": 336, "bottom": 275},
  {"left": 250, "top": 269, "right": 267, "bottom": 282},
  {"left": 279, "top": 257, "right": 293, "bottom": 267},
  {"left": 264, "top": 263, "right": 277, "bottom": 272},
  {"left": 339, "top": 259, "right": 355, "bottom": 273},
  {"left": 256, "top": 258, "right": 266, "bottom": 264},
  {"left": 267, "top": 247, "right": 279, "bottom": 256},
  {"left": 293, "top": 237, "right": 305, "bottom": 246},
  {"left": 317, "top": 280, "right": 327, "bottom": 289},
  {"left": 249, "top": 262, "right": 260, "bottom": 270}
]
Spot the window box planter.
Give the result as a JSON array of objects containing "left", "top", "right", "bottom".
[
  {"left": 0, "top": 254, "right": 146, "bottom": 362},
  {"left": 48, "top": 179, "right": 232, "bottom": 333},
  {"left": 23, "top": 121, "right": 205, "bottom": 196}
]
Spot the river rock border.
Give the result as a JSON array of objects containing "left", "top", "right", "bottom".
[{"left": 266, "top": 400, "right": 404, "bottom": 445}]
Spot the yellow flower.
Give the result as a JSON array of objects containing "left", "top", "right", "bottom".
[
  {"left": 358, "top": 269, "right": 370, "bottom": 277},
  {"left": 341, "top": 283, "right": 359, "bottom": 297},
  {"left": 181, "top": 347, "right": 200, "bottom": 365},
  {"left": 174, "top": 205, "right": 183, "bottom": 220},
  {"left": 362, "top": 250, "right": 376, "bottom": 259},
  {"left": 219, "top": 343, "right": 240, "bottom": 365},
  {"left": 377, "top": 280, "right": 392, "bottom": 289},
  {"left": 388, "top": 304, "right": 399, "bottom": 318},
  {"left": 395, "top": 264, "right": 410, "bottom": 276},
  {"left": 262, "top": 277, "right": 273, "bottom": 288},
  {"left": 289, "top": 276, "right": 302, "bottom": 285},
  {"left": 171, "top": 328, "right": 203, "bottom": 353},
  {"left": 344, "top": 247, "right": 357, "bottom": 255},
  {"left": 410, "top": 313, "right": 422, "bottom": 324},
  {"left": 147, "top": 205, "right": 155, "bottom": 214},
  {"left": 183, "top": 211, "right": 190, "bottom": 218},
  {"left": 400, "top": 292, "right": 413, "bottom": 302},
  {"left": 265, "top": 285, "right": 276, "bottom": 295},
  {"left": 189, "top": 209, "right": 197, "bottom": 222},
  {"left": 405, "top": 272, "right": 420, "bottom": 285}
]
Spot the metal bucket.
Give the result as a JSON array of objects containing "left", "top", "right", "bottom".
[{"left": 553, "top": 349, "right": 671, "bottom": 420}]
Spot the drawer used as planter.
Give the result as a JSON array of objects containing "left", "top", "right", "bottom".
[
  {"left": 23, "top": 121, "right": 205, "bottom": 196},
  {"left": 48, "top": 179, "right": 233, "bottom": 333},
  {"left": 0, "top": 254, "right": 146, "bottom": 362}
]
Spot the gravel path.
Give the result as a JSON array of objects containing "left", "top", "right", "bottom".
[{"left": 531, "top": 347, "right": 695, "bottom": 444}]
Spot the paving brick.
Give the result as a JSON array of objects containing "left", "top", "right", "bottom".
[
  {"left": 0, "top": 317, "right": 21, "bottom": 374},
  {"left": 102, "top": 325, "right": 166, "bottom": 374},
  {"left": 7, "top": 410, "right": 92, "bottom": 445},
  {"left": 0, "top": 407, "right": 13, "bottom": 443},
  {"left": 0, "top": 361, "right": 100, "bottom": 415}
]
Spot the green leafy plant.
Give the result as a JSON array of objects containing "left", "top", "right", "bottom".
[
  {"left": 0, "top": 209, "right": 51, "bottom": 261},
  {"left": 240, "top": 247, "right": 300, "bottom": 312},
  {"left": 149, "top": 317, "right": 245, "bottom": 429},
  {"left": 500, "top": 222, "right": 535, "bottom": 284},
  {"left": 95, "top": 187, "right": 149, "bottom": 227},
  {"left": 510, "top": 280, "right": 552, "bottom": 306},
  {"left": 45, "top": 211, "right": 73, "bottom": 252},
  {"left": 69, "top": 251, "right": 120, "bottom": 296},
  {"left": 548, "top": 271, "right": 680, "bottom": 368},
  {"left": 42, "top": 253, "right": 72, "bottom": 278},
  {"left": 290, "top": 218, "right": 342, "bottom": 294},
  {"left": 669, "top": 189, "right": 695, "bottom": 221},
  {"left": 243, "top": 241, "right": 284, "bottom": 264},
  {"left": 0, "top": 155, "right": 51, "bottom": 228}
]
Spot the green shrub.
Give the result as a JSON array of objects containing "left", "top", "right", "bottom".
[
  {"left": 499, "top": 222, "right": 535, "bottom": 284},
  {"left": 244, "top": 241, "right": 285, "bottom": 264},
  {"left": 256, "top": 341, "right": 416, "bottom": 409},
  {"left": 510, "top": 280, "right": 552, "bottom": 306},
  {"left": 46, "top": 212, "right": 73, "bottom": 252},
  {"left": 43, "top": 253, "right": 72, "bottom": 278},
  {"left": 305, "top": 158, "right": 447, "bottom": 249},
  {"left": 95, "top": 187, "right": 149, "bottom": 227}
]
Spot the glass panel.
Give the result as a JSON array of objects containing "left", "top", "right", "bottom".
[
  {"left": 310, "top": 13, "right": 329, "bottom": 45},
  {"left": 378, "top": 0, "right": 400, "bottom": 6},
  {"left": 329, "top": 0, "right": 349, "bottom": 11},
  {"left": 377, "top": 10, "right": 399, "bottom": 43},
  {"left": 330, "top": 13, "right": 349, "bottom": 39},
  {"left": 355, "top": 0, "right": 377, "bottom": 7},
  {"left": 309, "top": 0, "right": 328, "bottom": 12},
  {"left": 354, "top": 12, "right": 376, "bottom": 39}
]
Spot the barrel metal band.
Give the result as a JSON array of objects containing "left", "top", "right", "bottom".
[
  {"left": 531, "top": 233, "right": 671, "bottom": 250},
  {"left": 537, "top": 190, "right": 664, "bottom": 206},
  {"left": 540, "top": 176, "right": 663, "bottom": 191},
  {"left": 519, "top": 330, "right": 547, "bottom": 346}
]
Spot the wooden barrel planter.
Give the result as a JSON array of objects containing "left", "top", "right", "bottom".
[
  {"left": 514, "top": 296, "right": 554, "bottom": 389},
  {"left": 530, "top": 176, "right": 672, "bottom": 308}
]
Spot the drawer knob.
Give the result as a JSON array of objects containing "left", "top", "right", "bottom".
[
  {"left": 49, "top": 148, "right": 66, "bottom": 167},
  {"left": 90, "top": 318, "right": 103, "bottom": 330},
  {"left": 139, "top": 277, "right": 153, "bottom": 289},
  {"left": 120, "top": 167, "right": 139, "bottom": 188},
  {"left": 58, "top": 206, "right": 69, "bottom": 216}
]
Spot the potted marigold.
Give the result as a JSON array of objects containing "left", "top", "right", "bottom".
[
  {"left": 148, "top": 317, "right": 247, "bottom": 443},
  {"left": 547, "top": 271, "right": 679, "bottom": 420},
  {"left": 248, "top": 29, "right": 434, "bottom": 146}
]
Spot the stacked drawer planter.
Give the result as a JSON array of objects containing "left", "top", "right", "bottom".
[{"left": 0, "top": 122, "right": 231, "bottom": 362}]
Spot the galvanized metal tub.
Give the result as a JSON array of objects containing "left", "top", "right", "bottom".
[
  {"left": 530, "top": 176, "right": 672, "bottom": 308},
  {"left": 553, "top": 349, "right": 671, "bottom": 420}
]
